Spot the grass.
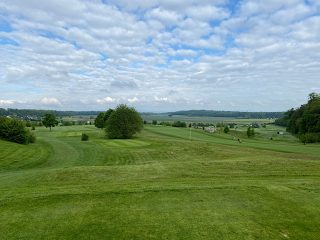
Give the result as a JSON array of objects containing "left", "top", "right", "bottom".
[{"left": 0, "top": 124, "right": 320, "bottom": 239}]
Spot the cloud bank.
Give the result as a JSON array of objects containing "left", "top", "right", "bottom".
[{"left": 0, "top": 0, "right": 319, "bottom": 111}]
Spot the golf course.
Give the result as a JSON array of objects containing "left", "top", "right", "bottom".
[{"left": 1, "top": 124, "right": 319, "bottom": 239}]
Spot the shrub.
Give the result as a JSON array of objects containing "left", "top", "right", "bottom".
[
  {"left": 32, "top": 125, "right": 36, "bottom": 130},
  {"left": 224, "top": 126, "right": 230, "bottom": 133},
  {"left": 299, "top": 133, "right": 320, "bottom": 143},
  {"left": 172, "top": 121, "right": 187, "bottom": 128},
  {"left": 152, "top": 120, "right": 157, "bottom": 125},
  {"left": 247, "top": 127, "right": 255, "bottom": 138},
  {"left": 159, "top": 121, "right": 172, "bottom": 126},
  {"left": 0, "top": 117, "right": 36, "bottom": 144},
  {"left": 81, "top": 133, "right": 89, "bottom": 141}
]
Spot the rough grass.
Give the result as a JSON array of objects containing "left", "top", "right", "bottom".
[{"left": 0, "top": 125, "right": 319, "bottom": 239}]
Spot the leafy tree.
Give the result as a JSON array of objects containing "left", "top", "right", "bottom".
[
  {"left": 152, "top": 120, "right": 157, "bottom": 125},
  {"left": 105, "top": 104, "right": 143, "bottom": 139},
  {"left": 94, "top": 112, "right": 106, "bottom": 129},
  {"left": 172, "top": 121, "right": 187, "bottom": 128},
  {"left": 104, "top": 109, "right": 114, "bottom": 123},
  {"left": 247, "top": 127, "right": 255, "bottom": 138},
  {"left": 94, "top": 109, "right": 114, "bottom": 129},
  {"left": 42, "top": 113, "right": 58, "bottom": 131},
  {"left": 224, "top": 125, "right": 230, "bottom": 133},
  {"left": 278, "top": 92, "right": 320, "bottom": 143},
  {"left": 0, "top": 117, "right": 35, "bottom": 144}
]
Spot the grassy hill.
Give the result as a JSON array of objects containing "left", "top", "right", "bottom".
[{"left": 0, "top": 124, "right": 320, "bottom": 239}]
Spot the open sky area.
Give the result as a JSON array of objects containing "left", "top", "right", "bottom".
[{"left": 0, "top": 0, "right": 319, "bottom": 111}]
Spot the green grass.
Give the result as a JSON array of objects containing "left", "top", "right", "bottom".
[{"left": 0, "top": 125, "right": 320, "bottom": 239}]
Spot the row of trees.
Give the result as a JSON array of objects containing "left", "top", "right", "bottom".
[
  {"left": 95, "top": 105, "right": 143, "bottom": 139},
  {"left": 169, "top": 110, "right": 283, "bottom": 119},
  {"left": 275, "top": 93, "right": 320, "bottom": 143}
]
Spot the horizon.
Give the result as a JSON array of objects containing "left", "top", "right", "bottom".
[
  {"left": 0, "top": 107, "right": 286, "bottom": 114},
  {"left": 1, "top": 1, "right": 320, "bottom": 111}
]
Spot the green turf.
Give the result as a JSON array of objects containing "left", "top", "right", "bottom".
[{"left": 0, "top": 125, "right": 320, "bottom": 239}]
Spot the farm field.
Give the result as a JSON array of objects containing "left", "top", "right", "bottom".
[{"left": 0, "top": 124, "right": 320, "bottom": 239}]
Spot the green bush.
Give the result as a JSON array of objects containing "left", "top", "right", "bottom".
[
  {"left": 105, "top": 104, "right": 143, "bottom": 139},
  {"left": 172, "top": 121, "right": 187, "bottom": 128},
  {"left": 224, "top": 126, "right": 230, "bottom": 133},
  {"left": 299, "top": 133, "right": 320, "bottom": 143},
  {"left": 159, "top": 121, "right": 172, "bottom": 126},
  {"left": 0, "top": 117, "right": 35, "bottom": 144},
  {"left": 81, "top": 133, "right": 89, "bottom": 141},
  {"left": 152, "top": 120, "right": 157, "bottom": 125}
]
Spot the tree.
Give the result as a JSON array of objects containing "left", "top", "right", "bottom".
[
  {"left": 277, "top": 92, "right": 320, "bottom": 143},
  {"left": 247, "top": 127, "right": 255, "bottom": 138},
  {"left": 105, "top": 104, "right": 143, "bottom": 139},
  {"left": 94, "top": 109, "right": 114, "bottom": 129},
  {"left": 152, "top": 120, "right": 157, "bottom": 125},
  {"left": 172, "top": 121, "right": 187, "bottom": 127},
  {"left": 224, "top": 125, "right": 230, "bottom": 133},
  {"left": 104, "top": 109, "right": 114, "bottom": 123},
  {"left": 94, "top": 112, "right": 105, "bottom": 129},
  {"left": 42, "top": 113, "right": 58, "bottom": 131}
]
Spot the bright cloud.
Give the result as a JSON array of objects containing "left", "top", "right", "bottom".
[
  {"left": 0, "top": 99, "right": 16, "bottom": 106},
  {"left": 40, "top": 97, "right": 61, "bottom": 106},
  {"left": 0, "top": 0, "right": 319, "bottom": 111},
  {"left": 97, "top": 97, "right": 116, "bottom": 104}
]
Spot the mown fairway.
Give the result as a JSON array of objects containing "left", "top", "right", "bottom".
[{"left": 0, "top": 125, "right": 320, "bottom": 239}]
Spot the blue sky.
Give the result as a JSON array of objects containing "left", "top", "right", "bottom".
[{"left": 0, "top": 0, "right": 320, "bottom": 111}]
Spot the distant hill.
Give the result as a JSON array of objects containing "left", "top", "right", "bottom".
[
  {"left": 0, "top": 108, "right": 284, "bottom": 120},
  {"left": 167, "top": 110, "right": 284, "bottom": 119}
]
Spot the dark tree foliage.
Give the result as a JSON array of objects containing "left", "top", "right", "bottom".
[
  {"left": 105, "top": 104, "right": 143, "bottom": 139},
  {"left": 224, "top": 126, "right": 230, "bottom": 133},
  {"left": 168, "top": 110, "right": 284, "bottom": 119},
  {"left": 277, "top": 93, "right": 320, "bottom": 143},
  {"left": 81, "top": 133, "right": 89, "bottom": 141},
  {"left": 152, "top": 120, "right": 158, "bottom": 125},
  {"left": 247, "top": 127, "right": 255, "bottom": 138},
  {"left": 104, "top": 109, "right": 114, "bottom": 123},
  {"left": 42, "top": 113, "right": 58, "bottom": 131},
  {"left": 94, "top": 109, "right": 114, "bottom": 129},
  {"left": 0, "top": 117, "right": 35, "bottom": 144},
  {"left": 94, "top": 112, "right": 106, "bottom": 129},
  {"left": 172, "top": 121, "right": 187, "bottom": 128}
]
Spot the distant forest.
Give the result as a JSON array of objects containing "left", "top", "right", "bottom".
[
  {"left": 0, "top": 108, "right": 285, "bottom": 120},
  {"left": 167, "top": 110, "right": 284, "bottom": 119},
  {"left": 0, "top": 108, "right": 99, "bottom": 120}
]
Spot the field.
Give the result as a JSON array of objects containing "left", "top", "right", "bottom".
[{"left": 1, "top": 124, "right": 320, "bottom": 239}]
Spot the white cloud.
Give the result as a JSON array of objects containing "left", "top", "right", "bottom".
[
  {"left": 40, "top": 97, "right": 61, "bottom": 106},
  {"left": 0, "top": 0, "right": 319, "bottom": 111},
  {"left": 127, "top": 97, "right": 139, "bottom": 103},
  {"left": 154, "top": 96, "right": 168, "bottom": 102},
  {"left": 97, "top": 97, "right": 116, "bottom": 104},
  {"left": 0, "top": 99, "right": 16, "bottom": 106}
]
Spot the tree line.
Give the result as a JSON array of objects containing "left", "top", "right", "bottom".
[
  {"left": 275, "top": 93, "right": 320, "bottom": 143},
  {"left": 167, "top": 110, "right": 284, "bottom": 119}
]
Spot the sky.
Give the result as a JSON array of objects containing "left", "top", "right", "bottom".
[{"left": 0, "top": 0, "right": 320, "bottom": 112}]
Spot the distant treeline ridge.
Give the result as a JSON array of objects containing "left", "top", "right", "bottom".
[{"left": 167, "top": 110, "right": 284, "bottom": 119}]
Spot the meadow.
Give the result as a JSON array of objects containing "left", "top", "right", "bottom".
[{"left": 0, "top": 123, "right": 320, "bottom": 239}]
